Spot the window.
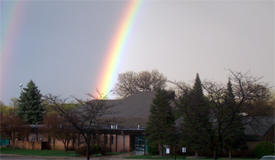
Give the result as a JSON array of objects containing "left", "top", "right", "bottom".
[
  {"left": 104, "top": 135, "right": 108, "bottom": 144},
  {"left": 110, "top": 135, "right": 114, "bottom": 144}
]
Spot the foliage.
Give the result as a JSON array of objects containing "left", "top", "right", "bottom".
[
  {"left": 42, "top": 113, "right": 77, "bottom": 151},
  {"left": 148, "top": 142, "right": 159, "bottom": 155},
  {"left": 10, "top": 98, "right": 19, "bottom": 108},
  {"left": 115, "top": 70, "right": 167, "bottom": 97},
  {"left": 0, "top": 110, "right": 29, "bottom": 147},
  {"left": 178, "top": 74, "right": 211, "bottom": 156},
  {"left": 0, "top": 103, "right": 12, "bottom": 115},
  {"left": 222, "top": 80, "right": 245, "bottom": 155},
  {"left": 17, "top": 80, "right": 44, "bottom": 124},
  {"left": 44, "top": 102, "right": 77, "bottom": 115},
  {"left": 145, "top": 89, "right": 176, "bottom": 155},
  {"left": 253, "top": 141, "right": 275, "bottom": 158},
  {"left": 203, "top": 79, "right": 246, "bottom": 158},
  {"left": 228, "top": 71, "right": 273, "bottom": 117},
  {"left": 188, "top": 71, "right": 274, "bottom": 158},
  {"left": 75, "top": 144, "right": 101, "bottom": 156},
  {"left": 45, "top": 94, "right": 114, "bottom": 160}
]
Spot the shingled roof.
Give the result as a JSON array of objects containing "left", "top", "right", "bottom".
[
  {"left": 104, "top": 92, "right": 274, "bottom": 139},
  {"left": 244, "top": 116, "right": 275, "bottom": 137},
  {"left": 110, "top": 92, "right": 155, "bottom": 129}
]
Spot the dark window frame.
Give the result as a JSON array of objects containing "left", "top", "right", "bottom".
[
  {"left": 110, "top": 135, "right": 114, "bottom": 144},
  {"left": 104, "top": 135, "right": 108, "bottom": 144}
]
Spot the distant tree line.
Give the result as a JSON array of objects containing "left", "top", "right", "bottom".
[
  {"left": 0, "top": 70, "right": 274, "bottom": 160},
  {"left": 131, "top": 70, "right": 274, "bottom": 159},
  {"left": 0, "top": 81, "right": 113, "bottom": 160},
  {"left": 114, "top": 70, "right": 167, "bottom": 97}
]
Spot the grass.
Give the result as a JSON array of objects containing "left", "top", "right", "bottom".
[
  {"left": 126, "top": 155, "right": 186, "bottom": 159},
  {"left": 90, "top": 152, "right": 126, "bottom": 157},
  {"left": 104, "top": 152, "right": 127, "bottom": 156},
  {"left": 0, "top": 147, "right": 79, "bottom": 157},
  {"left": 0, "top": 147, "right": 126, "bottom": 157},
  {"left": 125, "top": 155, "right": 257, "bottom": 160}
]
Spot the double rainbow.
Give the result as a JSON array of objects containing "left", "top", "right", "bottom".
[
  {"left": 0, "top": 0, "right": 142, "bottom": 99},
  {"left": 0, "top": 1, "right": 25, "bottom": 99},
  {"left": 96, "top": 0, "right": 142, "bottom": 98}
]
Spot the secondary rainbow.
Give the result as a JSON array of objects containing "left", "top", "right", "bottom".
[
  {"left": 0, "top": 1, "right": 25, "bottom": 99},
  {"left": 95, "top": 0, "right": 142, "bottom": 97}
]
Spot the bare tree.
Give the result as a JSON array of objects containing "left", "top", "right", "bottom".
[
  {"left": 228, "top": 71, "right": 273, "bottom": 118},
  {"left": 0, "top": 109, "right": 29, "bottom": 148},
  {"left": 43, "top": 114, "right": 77, "bottom": 151},
  {"left": 114, "top": 70, "right": 167, "bottom": 97},
  {"left": 203, "top": 80, "right": 242, "bottom": 159},
  {"left": 44, "top": 94, "right": 114, "bottom": 160},
  {"left": 167, "top": 80, "right": 191, "bottom": 98},
  {"left": 203, "top": 71, "right": 274, "bottom": 159}
]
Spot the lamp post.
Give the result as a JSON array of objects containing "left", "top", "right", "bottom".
[{"left": 19, "top": 83, "right": 23, "bottom": 91}]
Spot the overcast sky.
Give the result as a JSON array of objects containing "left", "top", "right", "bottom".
[{"left": 1, "top": 0, "right": 274, "bottom": 104}]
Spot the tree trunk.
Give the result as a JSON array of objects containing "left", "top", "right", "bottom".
[
  {"left": 159, "top": 144, "right": 162, "bottom": 156},
  {"left": 64, "top": 140, "right": 70, "bottom": 152},
  {"left": 161, "top": 145, "right": 164, "bottom": 157},
  {"left": 229, "top": 148, "right": 232, "bottom": 159},
  {"left": 86, "top": 135, "right": 91, "bottom": 160},
  {"left": 63, "top": 141, "right": 67, "bottom": 152},
  {"left": 36, "top": 128, "right": 38, "bottom": 142},
  {"left": 174, "top": 146, "right": 176, "bottom": 160},
  {"left": 72, "top": 137, "right": 75, "bottom": 150},
  {"left": 77, "top": 134, "right": 80, "bottom": 148},
  {"left": 219, "top": 138, "right": 224, "bottom": 156},
  {"left": 213, "top": 149, "right": 217, "bottom": 160},
  {"left": 11, "top": 131, "right": 15, "bottom": 149},
  {"left": 86, "top": 142, "right": 90, "bottom": 160},
  {"left": 53, "top": 138, "right": 56, "bottom": 150},
  {"left": 218, "top": 127, "right": 224, "bottom": 156},
  {"left": 195, "top": 151, "right": 198, "bottom": 158}
]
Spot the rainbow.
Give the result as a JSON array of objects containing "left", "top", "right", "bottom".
[
  {"left": 0, "top": 0, "right": 25, "bottom": 99},
  {"left": 96, "top": 0, "right": 142, "bottom": 98}
]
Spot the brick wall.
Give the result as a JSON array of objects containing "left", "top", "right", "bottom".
[{"left": 15, "top": 141, "right": 41, "bottom": 150}]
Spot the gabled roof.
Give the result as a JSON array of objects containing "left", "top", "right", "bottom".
[
  {"left": 95, "top": 92, "right": 274, "bottom": 137},
  {"left": 244, "top": 116, "right": 275, "bottom": 137},
  {"left": 110, "top": 92, "right": 155, "bottom": 129}
]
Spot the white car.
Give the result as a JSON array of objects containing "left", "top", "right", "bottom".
[{"left": 260, "top": 156, "right": 275, "bottom": 160}]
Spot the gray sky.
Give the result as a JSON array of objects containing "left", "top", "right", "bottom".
[{"left": 1, "top": 0, "right": 274, "bottom": 104}]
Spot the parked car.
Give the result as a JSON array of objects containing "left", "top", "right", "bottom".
[{"left": 260, "top": 156, "right": 275, "bottom": 160}]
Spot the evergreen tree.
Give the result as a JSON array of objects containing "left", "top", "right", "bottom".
[
  {"left": 225, "top": 80, "right": 234, "bottom": 102},
  {"left": 203, "top": 78, "right": 246, "bottom": 159},
  {"left": 180, "top": 73, "right": 211, "bottom": 156},
  {"left": 223, "top": 79, "right": 245, "bottom": 158},
  {"left": 17, "top": 80, "right": 44, "bottom": 124},
  {"left": 145, "top": 89, "right": 176, "bottom": 156}
]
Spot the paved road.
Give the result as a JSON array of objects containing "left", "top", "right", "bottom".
[{"left": 0, "top": 153, "right": 134, "bottom": 160}]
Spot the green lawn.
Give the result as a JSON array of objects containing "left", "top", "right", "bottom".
[
  {"left": 126, "top": 155, "right": 186, "bottom": 159},
  {"left": 125, "top": 155, "right": 257, "bottom": 160},
  {"left": 0, "top": 147, "right": 126, "bottom": 157},
  {"left": 0, "top": 147, "right": 79, "bottom": 157},
  {"left": 104, "top": 152, "right": 127, "bottom": 156}
]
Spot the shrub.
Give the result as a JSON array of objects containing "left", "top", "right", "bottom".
[
  {"left": 232, "top": 150, "right": 254, "bottom": 158},
  {"left": 148, "top": 142, "right": 159, "bottom": 155},
  {"left": 75, "top": 144, "right": 101, "bottom": 156},
  {"left": 253, "top": 141, "right": 274, "bottom": 158}
]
